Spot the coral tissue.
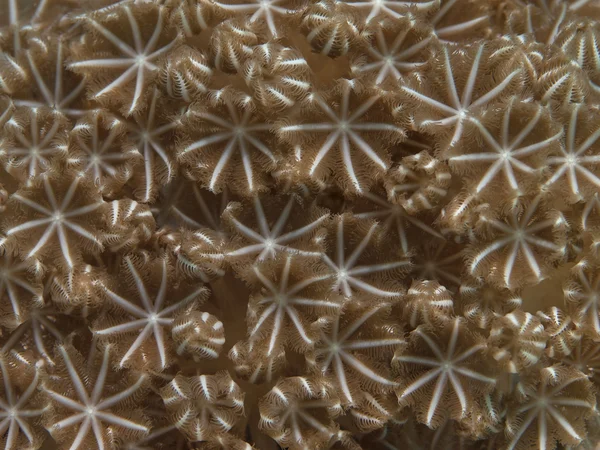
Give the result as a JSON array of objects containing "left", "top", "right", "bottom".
[{"left": 2, "top": 0, "right": 600, "bottom": 449}]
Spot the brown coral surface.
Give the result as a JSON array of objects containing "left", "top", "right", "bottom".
[{"left": 1, "top": 0, "right": 600, "bottom": 449}]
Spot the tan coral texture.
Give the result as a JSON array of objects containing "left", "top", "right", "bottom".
[{"left": 2, "top": 0, "right": 600, "bottom": 449}]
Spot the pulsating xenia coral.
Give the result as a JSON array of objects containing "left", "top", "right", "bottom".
[{"left": 1, "top": 0, "right": 600, "bottom": 449}]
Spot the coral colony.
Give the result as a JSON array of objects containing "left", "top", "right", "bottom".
[{"left": 2, "top": 0, "right": 600, "bottom": 449}]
